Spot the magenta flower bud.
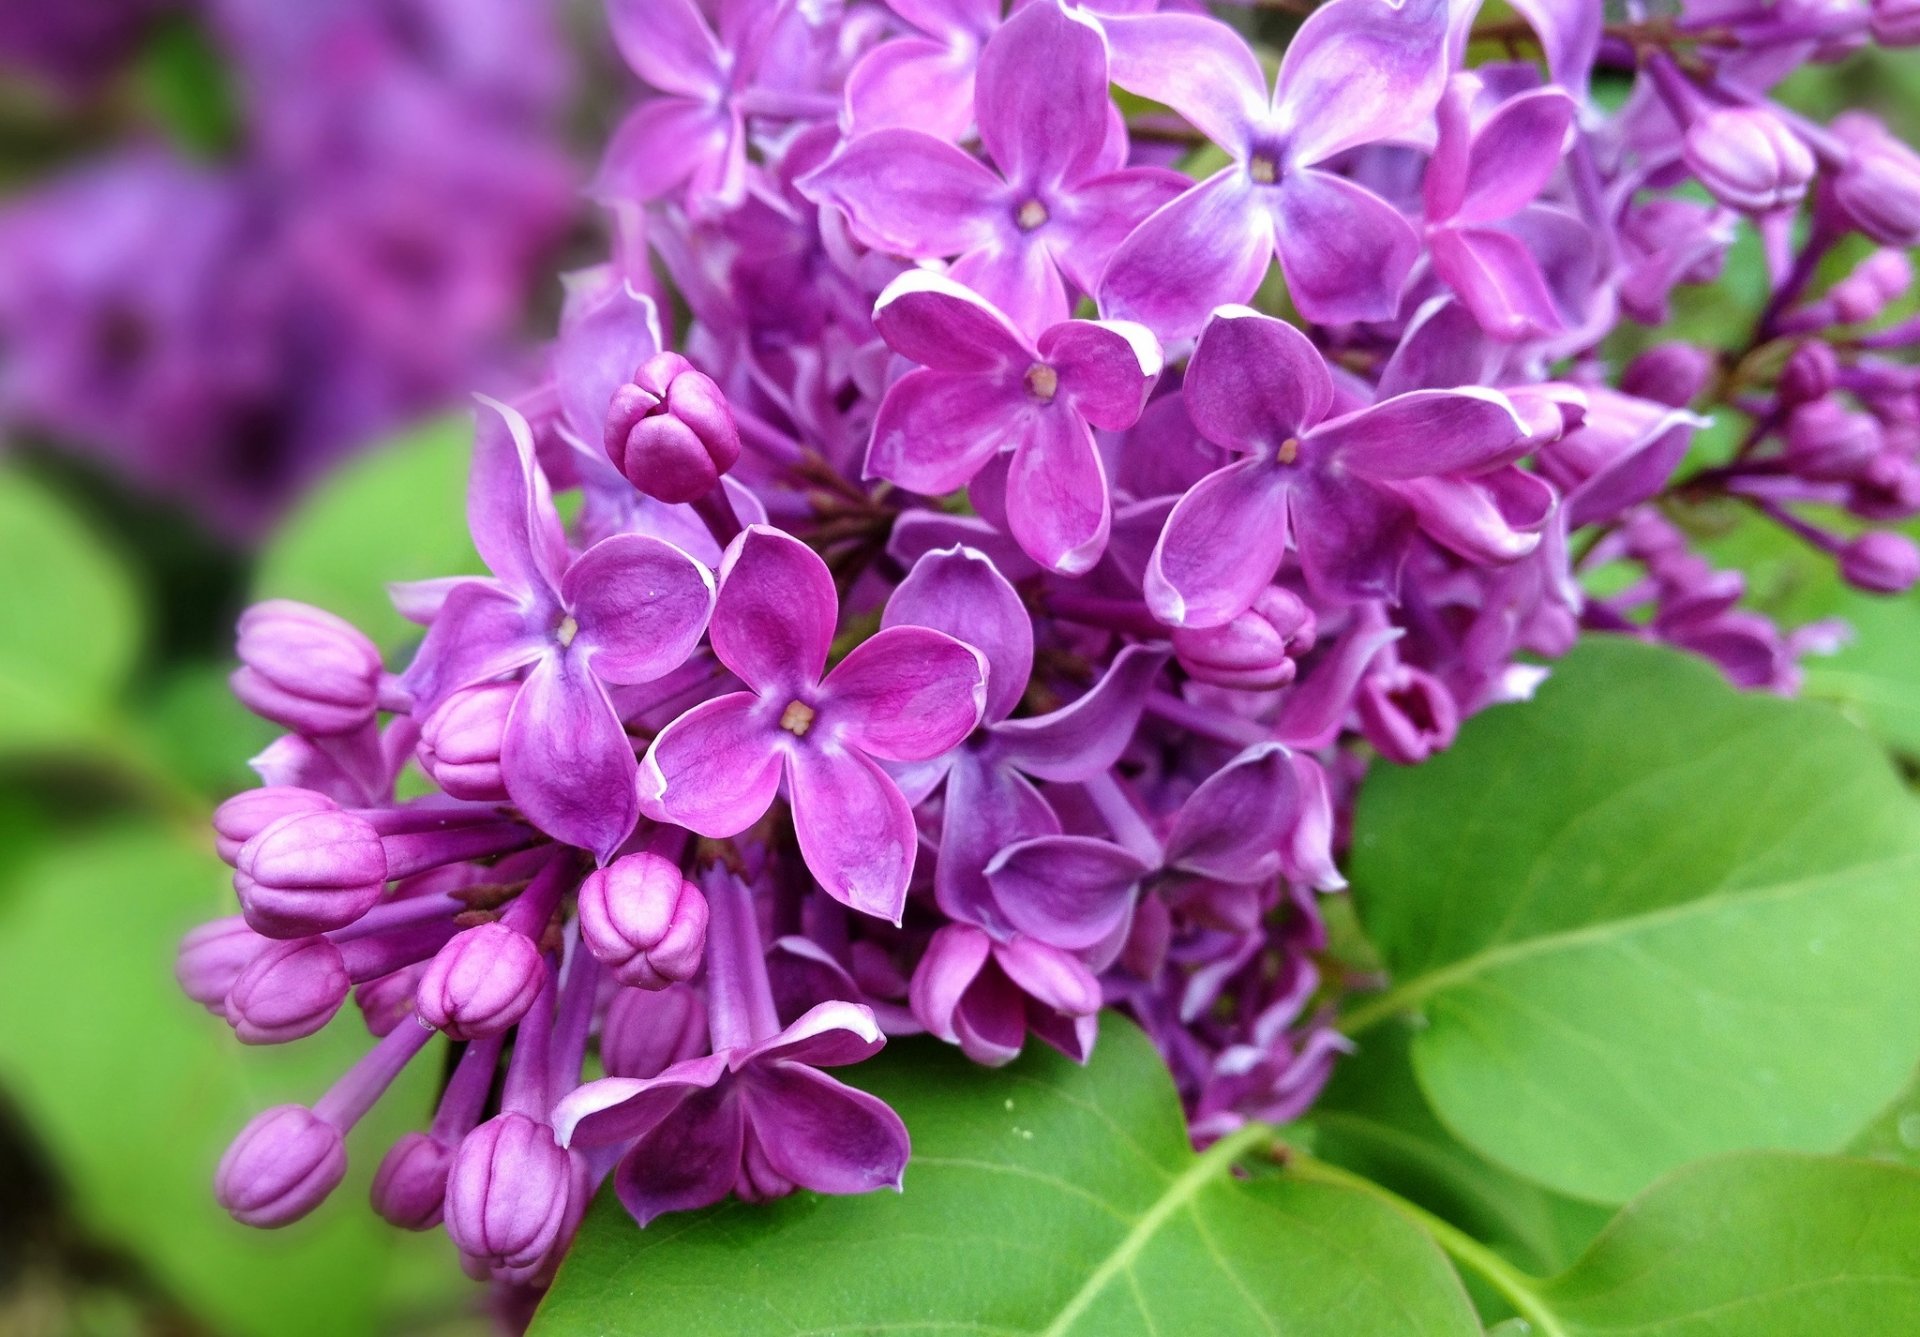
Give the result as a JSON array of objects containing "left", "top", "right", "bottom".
[
  {"left": 1828, "top": 249, "right": 1913, "bottom": 325},
  {"left": 417, "top": 683, "right": 516, "bottom": 801},
  {"left": 601, "top": 982, "right": 708, "bottom": 1078},
  {"left": 1872, "top": 0, "right": 1920, "bottom": 46},
  {"left": 1785, "top": 399, "right": 1883, "bottom": 481},
  {"left": 1683, "top": 107, "right": 1814, "bottom": 213},
  {"left": 1356, "top": 666, "right": 1460, "bottom": 765},
  {"left": 1778, "top": 341, "right": 1839, "bottom": 407},
  {"left": 444, "top": 1113, "right": 573, "bottom": 1272},
  {"left": 1831, "top": 112, "right": 1920, "bottom": 247},
  {"left": 234, "top": 810, "right": 388, "bottom": 938},
  {"left": 225, "top": 937, "right": 351, "bottom": 1044},
  {"left": 1620, "top": 343, "right": 1715, "bottom": 409},
  {"left": 176, "top": 916, "right": 270, "bottom": 1010},
  {"left": 1171, "top": 587, "right": 1317, "bottom": 691},
  {"left": 415, "top": 922, "right": 546, "bottom": 1040},
  {"left": 604, "top": 351, "right": 742, "bottom": 504},
  {"left": 1840, "top": 531, "right": 1920, "bottom": 593},
  {"left": 213, "top": 786, "right": 339, "bottom": 865},
  {"left": 371, "top": 1131, "right": 453, "bottom": 1230},
  {"left": 576, "top": 853, "right": 709, "bottom": 988},
  {"left": 230, "top": 600, "right": 384, "bottom": 737},
  {"left": 215, "top": 1105, "right": 347, "bottom": 1228}
]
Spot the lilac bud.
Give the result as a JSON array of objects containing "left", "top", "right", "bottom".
[
  {"left": 1831, "top": 113, "right": 1920, "bottom": 247},
  {"left": 1683, "top": 107, "right": 1814, "bottom": 213},
  {"left": 1872, "top": 0, "right": 1920, "bottom": 46},
  {"left": 213, "top": 786, "right": 338, "bottom": 865},
  {"left": 176, "top": 917, "right": 270, "bottom": 1010},
  {"left": 371, "top": 1131, "right": 453, "bottom": 1230},
  {"left": 415, "top": 923, "right": 546, "bottom": 1040},
  {"left": 1171, "top": 587, "right": 1317, "bottom": 691},
  {"left": 1356, "top": 666, "right": 1460, "bottom": 765},
  {"left": 225, "top": 937, "right": 350, "bottom": 1044},
  {"left": 1784, "top": 399, "right": 1883, "bottom": 481},
  {"left": 1850, "top": 454, "right": 1920, "bottom": 520},
  {"left": 230, "top": 600, "right": 383, "bottom": 737},
  {"left": 234, "top": 810, "right": 388, "bottom": 938},
  {"left": 1621, "top": 344, "right": 1715, "bottom": 408},
  {"left": 357, "top": 964, "right": 424, "bottom": 1037},
  {"left": 576, "top": 853, "right": 709, "bottom": 989},
  {"left": 604, "top": 351, "right": 742, "bottom": 504},
  {"left": 1840, "top": 531, "right": 1920, "bottom": 593},
  {"left": 215, "top": 1105, "right": 347, "bottom": 1227},
  {"left": 1778, "top": 341, "right": 1839, "bottom": 407},
  {"left": 417, "top": 683, "right": 515, "bottom": 802},
  {"left": 601, "top": 983, "right": 708, "bottom": 1078},
  {"left": 1828, "top": 249, "right": 1913, "bottom": 325},
  {"left": 444, "top": 1113, "right": 573, "bottom": 1271}
]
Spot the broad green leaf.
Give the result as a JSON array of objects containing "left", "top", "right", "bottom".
[
  {"left": 0, "top": 467, "right": 142, "bottom": 755},
  {"left": 254, "top": 414, "right": 479, "bottom": 652},
  {"left": 134, "top": 658, "right": 279, "bottom": 801},
  {"left": 534, "top": 1019, "right": 1479, "bottom": 1336},
  {"left": 1348, "top": 636, "right": 1920, "bottom": 1203},
  {"left": 1538, "top": 1153, "right": 1920, "bottom": 1333},
  {"left": 1849, "top": 1065, "right": 1920, "bottom": 1170},
  {"left": 0, "top": 828, "right": 469, "bottom": 1336}
]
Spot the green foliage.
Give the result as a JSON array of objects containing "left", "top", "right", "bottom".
[
  {"left": 535, "top": 1020, "right": 1481, "bottom": 1336},
  {"left": 254, "top": 413, "right": 479, "bottom": 653},
  {"left": 1347, "top": 637, "right": 1920, "bottom": 1202}
]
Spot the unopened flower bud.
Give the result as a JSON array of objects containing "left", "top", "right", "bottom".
[
  {"left": 1785, "top": 399, "right": 1882, "bottom": 481},
  {"left": 230, "top": 600, "right": 383, "bottom": 737},
  {"left": 1356, "top": 665, "right": 1460, "bottom": 765},
  {"left": 1621, "top": 343, "right": 1715, "bottom": 408},
  {"left": 415, "top": 923, "right": 546, "bottom": 1040},
  {"left": 445, "top": 1113, "right": 573, "bottom": 1271},
  {"left": 1840, "top": 531, "right": 1920, "bottom": 593},
  {"left": 213, "top": 786, "right": 338, "bottom": 865},
  {"left": 1171, "top": 587, "right": 1317, "bottom": 691},
  {"left": 176, "top": 916, "right": 270, "bottom": 1010},
  {"left": 1828, "top": 249, "right": 1913, "bottom": 325},
  {"left": 601, "top": 983, "right": 708, "bottom": 1078},
  {"left": 604, "top": 351, "right": 741, "bottom": 504},
  {"left": 1872, "top": 0, "right": 1920, "bottom": 46},
  {"left": 1831, "top": 112, "right": 1920, "bottom": 247},
  {"left": 372, "top": 1131, "right": 453, "bottom": 1230},
  {"left": 576, "top": 853, "right": 708, "bottom": 989},
  {"left": 1851, "top": 454, "right": 1920, "bottom": 520},
  {"left": 225, "top": 937, "right": 350, "bottom": 1044},
  {"left": 1683, "top": 107, "right": 1814, "bottom": 213},
  {"left": 1778, "top": 341, "right": 1839, "bottom": 407},
  {"left": 417, "top": 683, "right": 515, "bottom": 802},
  {"left": 235, "top": 810, "right": 388, "bottom": 938},
  {"left": 216, "top": 1105, "right": 347, "bottom": 1228}
]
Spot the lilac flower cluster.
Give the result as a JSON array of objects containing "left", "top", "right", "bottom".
[
  {"left": 0, "top": 0, "right": 573, "bottom": 533},
  {"left": 179, "top": 0, "right": 1920, "bottom": 1304}
]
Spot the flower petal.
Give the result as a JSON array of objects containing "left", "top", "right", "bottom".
[
  {"left": 1457, "top": 88, "right": 1576, "bottom": 224},
  {"left": 844, "top": 36, "right": 977, "bottom": 142},
  {"left": 1271, "top": 170, "right": 1419, "bottom": 325},
  {"left": 399, "top": 580, "right": 546, "bottom": 710},
  {"left": 1144, "top": 457, "right": 1293, "bottom": 628},
  {"left": 638, "top": 692, "right": 783, "bottom": 837},
  {"left": 554, "top": 278, "right": 662, "bottom": 449},
  {"left": 594, "top": 97, "right": 732, "bottom": 205},
  {"left": 608, "top": 0, "right": 724, "bottom": 97},
  {"left": 552, "top": 1054, "right": 729, "bottom": 1149},
  {"left": 1184, "top": 306, "right": 1332, "bottom": 450},
  {"left": 870, "top": 268, "right": 1035, "bottom": 372},
  {"left": 1047, "top": 167, "right": 1191, "bottom": 295},
  {"left": 988, "top": 836, "right": 1151, "bottom": 950},
  {"left": 788, "top": 747, "right": 918, "bottom": 922},
  {"left": 1040, "top": 320, "right": 1161, "bottom": 432},
  {"left": 502, "top": 652, "right": 640, "bottom": 862},
  {"left": 1312, "top": 386, "right": 1531, "bottom": 481},
  {"left": 1431, "top": 226, "right": 1563, "bottom": 342},
  {"left": 742, "top": 1063, "right": 910, "bottom": 1195},
  {"left": 1273, "top": 0, "right": 1450, "bottom": 164},
  {"left": 975, "top": 2, "right": 1109, "bottom": 189},
  {"left": 883, "top": 546, "right": 1034, "bottom": 724},
  {"left": 802, "top": 131, "right": 1002, "bottom": 258},
  {"left": 613, "top": 1083, "right": 744, "bottom": 1226},
  {"left": 744, "top": 1000, "right": 888, "bottom": 1069},
  {"left": 565, "top": 534, "right": 715, "bottom": 685},
  {"left": 1098, "top": 170, "right": 1274, "bottom": 340},
  {"left": 994, "top": 936, "right": 1102, "bottom": 1016},
  {"left": 1383, "top": 468, "right": 1552, "bottom": 564},
  {"left": 990, "top": 643, "right": 1168, "bottom": 782},
  {"left": 866, "top": 368, "right": 1025, "bottom": 495},
  {"left": 469, "top": 397, "right": 568, "bottom": 600},
  {"left": 711, "top": 525, "right": 837, "bottom": 693},
  {"left": 1289, "top": 469, "right": 1414, "bottom": 603},
  {"left": 1164, "top": 742, "right": 1298, "bottom": 883},
  {"left": 909, "top": 924, "right": 994, "bottom": 1045},
  {"left": 949, "top": 232, "right": 1070, "bottom": 338},
  {"left": 1103, "top": 12, "right": 1265, "bottom": 153},
  {"left": 819, "top": 626, "right": 987, "bottom": 762},
  {"left": 1005, "top": 406, "right": 1111, "bottom": 575}
]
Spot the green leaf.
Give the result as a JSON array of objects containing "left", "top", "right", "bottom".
[
  {"left": 1347, "top": 636, "right": 1920, "bottom": 1203},
  {"left": 133, "top": 658, "right": 279, "bottom": 801},
  {"left": 1538, "top": 1153, "right": 1920, "bottom": 1333},
  {"left": 0, "top": 467, "right": 142, "bottom": 756},
  {"left": 534, "top": 1019, "right": 1480, "bottom": 1336},
  {"left": 0, "top": 828, "right": 468, "bottom": 1335},
  {"left": 254, "top": 414, "right": 479, "bottom": 652}
]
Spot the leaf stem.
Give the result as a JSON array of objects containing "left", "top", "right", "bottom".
[
  {"left": 1334, "top": 984, "right": 1426, "bottom": 1037},
  {"left": 1275, "top": 1144, "right": 1569, "bottom": 1337}
]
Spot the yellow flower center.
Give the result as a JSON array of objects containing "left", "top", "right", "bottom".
[
  {"left": 779, "top": 700, "right": 816, "bottom": 736},
  {"left": 1025, "top": 363, "right": 1059, "bottom": 403}
]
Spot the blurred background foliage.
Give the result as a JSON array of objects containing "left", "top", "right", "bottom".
[{"left": 0, "top": 8, "right": 1917, "bottom": 1336}]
